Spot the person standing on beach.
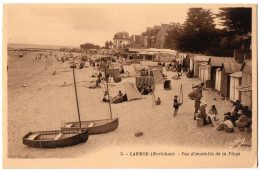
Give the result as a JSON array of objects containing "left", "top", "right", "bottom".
[
  {"left": 173, "top": 95, "right": 180, "bottom": 117},
  {"left": 192, "top": 82, "right": 204, "bottom": 120}
]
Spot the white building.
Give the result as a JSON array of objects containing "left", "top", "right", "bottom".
[{"left": 113, "top": 32, "right": 131, "bottom": 49}]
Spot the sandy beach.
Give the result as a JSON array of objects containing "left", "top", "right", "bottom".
[{"left": 7, "top": 51, "right": 252, "bottom": 158}]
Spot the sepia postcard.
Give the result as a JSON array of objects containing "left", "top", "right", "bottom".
[{"left": 2, "top": 3, "right": 258, "bottom": 168}]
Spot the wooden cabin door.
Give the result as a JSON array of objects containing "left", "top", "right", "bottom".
[{"left": 229, "top": 77, "right": 235, "bottom": 101}]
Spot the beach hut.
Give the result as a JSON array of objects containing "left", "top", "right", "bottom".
[
  {"left": 215, "top": 68, "right": 222, "bottom": 91},
  {"left": 193, "top": 55, "right": 210, "bottom": 77},
  {"left": 229, "top": 71, "right": 242, "bottom": 102},
  {"left": 220, "top": 62, "right": 242, "bottom": 98},
  {"left": 135, "top": 76, "right": 154, "bottom": 88},
  {"left": 209, "top": 57, "right": 235, "bottom": 90},
  {"left": 198, "top": 62, "right": 211, "bottom": 82},
  {"left": 235, "top": 60, "right": 252, "bottom": 109}
]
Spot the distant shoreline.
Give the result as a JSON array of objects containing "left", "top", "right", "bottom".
[{"left": 8, "top": 43, "right": 78, "bottom": 50}]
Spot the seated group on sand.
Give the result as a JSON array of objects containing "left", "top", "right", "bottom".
[
  {"left": 137, "top": 84, "right": 153, "bottom": 95},
  {"left": 195, "top": 100, "right": 252, "bottom": 133},
  {"left": 102, "top": 90, "right": 128, "bottom": 104}
]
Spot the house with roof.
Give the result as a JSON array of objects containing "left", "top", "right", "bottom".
[{"left": 113, "top": 32, "right": 131, "bottom": 49}]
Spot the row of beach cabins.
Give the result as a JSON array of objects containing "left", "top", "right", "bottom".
[
  {"left": 78, "top": 48, "right": 253, "bottom": 110},
  {"left": 86, "top": 48, "right": 252, "bottom": 110},
  {"left": 191, "top": 55, "right": 252, "bottom": 110}
]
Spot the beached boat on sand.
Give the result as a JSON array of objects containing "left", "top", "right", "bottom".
[
  {"left": 23, "top": 129, "right": 89, "bottom": 148},
  {"left": 23, "top": 65, "right": 89, "bottom": 148},
  {"left": 62, "top": 67, "right": 119, "bottom": 134},
  {"left": 61, "top": 118, "right": 118, "bottom": 134}
]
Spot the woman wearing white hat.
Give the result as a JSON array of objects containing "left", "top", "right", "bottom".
[{"left": 235, "top": 110, "right": 249, "bottom": 131}]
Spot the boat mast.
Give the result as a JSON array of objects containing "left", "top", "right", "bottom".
[
  {"left": 72, "top": 65, "right": 82, "bottom": 132},
  {"left": 104, "top": 67, "right": 113, "bottom": 120}
]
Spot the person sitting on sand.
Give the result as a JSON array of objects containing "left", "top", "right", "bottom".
[
  {"left": 197, "top": 102, "right": 213, "bottom": 127},
  {"left": 216, "top": 115, "right": 234, "bottom": 133},
  {"left": 140, "top": 85, "right": 149, "bottom": 95},
  {"left": 137, "top": 85, "right": 142, "bottom": 92},
  {"left": 232, "top": 100, "right": 243, "bottom": 116},
  {"left": 112, "top": 90, "right": 125, "bottom": 104},
  {"left": 235, "top": 110, "right": 249, "bottom": 131},
  {"left": 114, "top": 90, "right": 123, "bottom": 99},
  {"left": 120, "top": 68, "right": 125, "bottom": 74},
  {"left": 102, "top": 91, "right": 110, "bottom": 102},
  {"left": 155, "top": 97, "right": 161, "bottom": 105},
  {"left": 147, "top": 85, "right": 153, "bottom": 93},
  {"left": 208, "top": 105, "right": 218, "bottom": 121},
  {"left": 95, "top": 76, "right": 101, "bottom": 87},
  {"left": 243, "top": 106, "right": 252, "bottom": 127}
]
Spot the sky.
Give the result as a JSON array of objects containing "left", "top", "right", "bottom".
[{"left": 5, "top": 4, "right": 226, "bottom": 47}]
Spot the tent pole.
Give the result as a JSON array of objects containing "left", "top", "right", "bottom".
[
  {"left": 72, "top": 65, "right": 82, "bottom": 133},
  {"left": 105, "top": 68, "right": 113, "bottom": 120}
]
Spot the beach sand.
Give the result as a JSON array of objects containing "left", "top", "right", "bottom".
[{"left": 7, "top": 51, "right": 251, "bottom": 158}]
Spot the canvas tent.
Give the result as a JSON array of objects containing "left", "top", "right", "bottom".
[
  {"left": 108, "top": 79, "right": 142, "bottom": 101},
  {"left": 148, "top": 65, "right": 163, "bottom": 73},
  {"left": 106, "top": 68, "right": 120, "bottom": 77},
  {"left": 152, "top": 68, "right": 164, "bottom": 84}
]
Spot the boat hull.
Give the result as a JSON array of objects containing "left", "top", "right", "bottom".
[
  {"left": 23, "top": 129, "right": 89, "bottom": 148},
  {"left": 61, "top": 118, "right": 119, "bottom": 134}
]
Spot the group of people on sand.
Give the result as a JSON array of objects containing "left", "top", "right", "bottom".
[
  {"left": 102, "top": 90, "right": 128, "bottom": 104},
  {"left": 137, "top": 84, "right": 153, "bottom": 95},
  {"left": 217, "top": 100, "right": 252, "bottom": 132},
  {"left": 191, "top": 82, "right": 252, "bottom": 133}
]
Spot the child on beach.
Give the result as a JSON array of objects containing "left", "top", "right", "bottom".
[
  {"left": 155, "top": 97, "right": 161, "bottom": 105},
  {"left": 208, "top": 105, "right": 218, "bottom": 121},
  {"left": 173, "top": 95, "right": 180, "bottom": 117}
]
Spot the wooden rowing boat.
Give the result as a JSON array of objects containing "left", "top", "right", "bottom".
[
  {"left": 61, "top": 118, "right": 118, "bottom": 134},
  {"left": 23, "top": 129, "right": 89, "bottom": 148},
  {"left": 62, "top": 65, "right": 119, "bottom": 134},
  {"left": 23, "top": 64, "right": 89, "bottom": 148}
]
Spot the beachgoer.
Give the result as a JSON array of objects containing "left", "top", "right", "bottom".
[
  {"left": 173, "top": 95, "right": 180, "bottom": 116},
  {"left": 115, "top": 90, "right": 123, "bottom": 99},
  {"left": 243, "top": 106, "right": 252, "bottom": 127},
  {"left": 235, "top": 110, "right": 249, "bottom": 131},
  {"left": 102, "top": 91, "right": 109, "bottom": 102},
  {"left": 216, "top": 115, "right": 234, "bottom": 133},
  {"left": 208, "top": 105, "right": 218, "bottom": 121},
  {"left": 141, "top": 84, "right": 149, "bottom": 95},
  {"left": 194, "top": 98, "right": 201, "bottom": 120},
  {"left": 232, "top": 100, "right": 243, "bottom": 116},
  {"left": 197, "top": 102, "right": 213, "bottom": 126},
  {"left": 155, "top": 97, "right": 161, "bottom": 105},
  {"left": 193, "top": 82, "right": 204, "bottom": 120}
]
